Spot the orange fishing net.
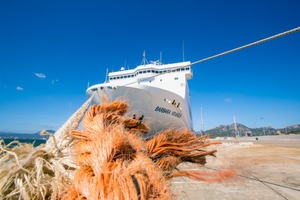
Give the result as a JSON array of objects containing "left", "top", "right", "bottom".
[{"left": 62, "top": 98, "right": 235, "bottom": 199}]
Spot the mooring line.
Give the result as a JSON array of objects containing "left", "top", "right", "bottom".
[
  {"left": 123, "top": 26, "right": 300, "bottom": 86},
  {"left": 233, "top": 164, "right": 289, "bottom": 200},
  {"left": 236, "top": 174, "right": 300, "bottom": 192},
  {"left": 204, "top": 161, "right": 300, "bottom": 200},
  {"left": 190, "top": 26, "right": 300, "bottom": 66},
  {"left": 118, "top": 27, "right": 300, "bottom": 136}
]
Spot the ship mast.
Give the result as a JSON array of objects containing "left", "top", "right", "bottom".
[
  {"left": 141, "top": 50, "right": 148, "bottom": 66},
  {"left": 182, "top": 40, "right": 185, "bottom": 62}
]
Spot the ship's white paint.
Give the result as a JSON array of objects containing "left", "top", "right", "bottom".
[{"left": 86, "top": 60, "right": 193, "bottom": 135}]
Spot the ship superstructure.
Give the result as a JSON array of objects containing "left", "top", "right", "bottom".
[{"left": 86, "top": 58, "right": 193, "bottom": 135}]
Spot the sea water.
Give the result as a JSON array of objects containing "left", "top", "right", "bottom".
[{"left": 2, "top": 138, "right": 46, "bottom": 148}]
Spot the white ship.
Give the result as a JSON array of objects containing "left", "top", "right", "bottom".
[
  {"left": 86, "top": 55, "right": 193, "bottom": 135},
  {"left": 85, "top": 27, "right": 299, "bottom": 135}
]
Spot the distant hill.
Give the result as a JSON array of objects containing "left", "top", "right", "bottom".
[
  {"left": 2, "top": 124, "right": 300, "bottom": 139},
  {"left": 201, "top": 124, "right": 300, "bottom": 138},
  {"left": 0, "top": 130, "right": 55, "bottom": 139}
]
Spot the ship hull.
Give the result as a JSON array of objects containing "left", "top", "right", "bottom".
[{"left": 86, "top": 83, "right": 193, "bottom": 136}]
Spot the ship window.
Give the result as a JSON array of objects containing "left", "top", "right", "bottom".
[
  {"left": 181, "top": 68, "right": 184, "bottom": 71},
  {"left": 156, "top": 71, "right": 159, "bottom": 74},
  {"left": 159, "top": 71, "right": 162, "bottom": 74},
  {"left": 139, "top": 71, "right": 142, "bottom": 74},
  {"left": 172, "top": 70, "right": 176, "bottom": 72},
  {"left": 185, "top": 67, "right": 190, "bottom": 70},
  {"left": 117, "top": 77, "right": 119, "bottom": 79},
  {"left": 124, "top": 76, "right": 127, "bottom": 78},
  {"left": 152, "top": 70, "right": 155, "bottom": 73},
  {"left": 147, "top": 70, "right": 150, "bottom": 73},
  {"left": 176, "top": 69, "right": 180, "bottom": 72},
  {"left": 174, "top": 77, "right": 178, "bottom": 80},
  {"left": 120, "top": 76, "right": 124, "bottom": 79},
  {"left": 143, "top": 71, "right": 146, "bottom": 74},
  {"left": 163, "top": 70, "right": 166, "bottom": 73}
]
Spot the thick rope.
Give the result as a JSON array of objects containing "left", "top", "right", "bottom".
[
  {"left": 123, "top": 26, "right": 300, "bottom": 86},
  {"left": 191, "top": 26, "right": 300, "bottom": 66},
  {"left": 118, "top": 27, "right": 300, "bottom": 133},
  {"left": 44, "top": 92, "right": 95, "bottom": 156}
]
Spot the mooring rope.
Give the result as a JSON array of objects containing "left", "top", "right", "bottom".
[
  {"left": 204, "top": 165, "right": 295, "bottom": 200},
  {"left": 122, "top": 26, "right": 300, "bottom": 86},
  {"left": 118, "top": 27, "right": 300, "bottom": 133},
  {"left": 44, "top": 92, "right": 96, "bottom": 155},
  {"left": 190, "top": 26, "right": 300, "bottom": 66}
]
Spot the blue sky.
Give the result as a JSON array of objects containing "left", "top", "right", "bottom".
[{"left": 0, "top": 0, "right": 299, "bottom": 133}]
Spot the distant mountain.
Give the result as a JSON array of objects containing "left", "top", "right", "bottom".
[
  {"left": 202, "top": 124, "right": 300, "bottom": 138},
  {"left": 0, "top": 130, "right": 55, "bottom": 139},
  {"left": 2, "top": 124, "right": 300, "bottom": 139}
]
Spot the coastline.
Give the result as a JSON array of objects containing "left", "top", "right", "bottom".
[{"left": 1, "top": 138, "right": 46, "bottom": 148}]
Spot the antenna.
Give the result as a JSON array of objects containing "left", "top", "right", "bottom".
[
  {"left": 105, "top": 68, "right": 109, "bottom": 83},
  {"left": 182, "top": 40, "right": 185, "bottom": 62},
  {"left": 141, "top": 50, "right": 148, "bottom": 66},
  {"left": 124, "top": 59, "right": 127, "bottom": 70},
  {"left": 160, "top": 51, "right": 162, "bottom": 64}
]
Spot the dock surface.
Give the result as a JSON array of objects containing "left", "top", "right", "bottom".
[{"left": 172, "top": 135, "right": 300, "bottom": 200}]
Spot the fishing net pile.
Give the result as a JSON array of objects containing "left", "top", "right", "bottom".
[{"left": 0, "top": 96, "right": 235, "bottom": 200}]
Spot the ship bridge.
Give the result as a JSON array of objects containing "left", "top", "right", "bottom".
[{"left": 108, "top": 61, "right": 192, "bottom": 84}]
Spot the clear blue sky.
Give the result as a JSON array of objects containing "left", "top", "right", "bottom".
[{"left": 0, "top": 0, "right": 299, "bottom": 133}]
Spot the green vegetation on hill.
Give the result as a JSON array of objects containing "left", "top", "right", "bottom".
[{"left": 202, "top": 124, "right": 300, "bottom": 138}]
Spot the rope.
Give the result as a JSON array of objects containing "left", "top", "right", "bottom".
[
  {"left": 204, "top": 144, "right": 300, "bottom": 200},
  {"left": 106, "top": 27, "right": 300, "bottom": 133},
  {"left": 205, "top": 165, "right": 300, "bottom": 198},
  {"left": 237, "top": 174, "right": 300, "bottom": 193},
  {"left": 191, "top": 26, "right": 300, "bottom": 66},
  {"left": 45, "top": 92, "right": 96, "bottom": 154},
  {"left": 123, "top": 26, "right": 300, "bottom": 86}
]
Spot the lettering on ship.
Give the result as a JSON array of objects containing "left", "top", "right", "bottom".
[{"left": 154, "top": 106, "right": 182, "bottom": 118}]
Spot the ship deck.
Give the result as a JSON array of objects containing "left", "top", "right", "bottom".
[{"left": 172, "top": 135, "right": 300, "bottom": 200}]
